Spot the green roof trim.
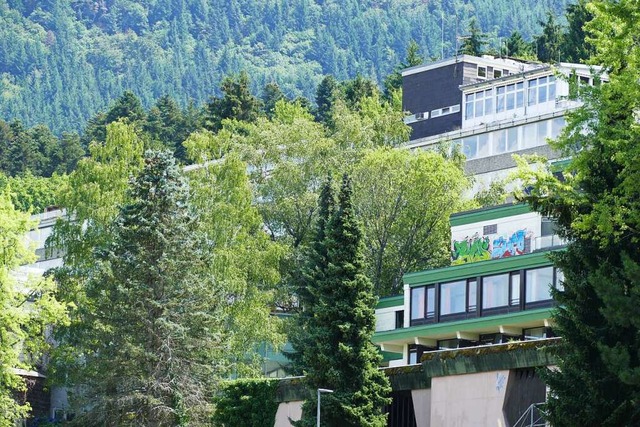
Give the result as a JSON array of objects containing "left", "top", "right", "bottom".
[
  {"left": 404, "top": 251, "right": 554, "bottom": 286},
  {"left": 377, "top": 295, "right": 404, "bottom": 309},
  {"left": 372, "top": 307, "right": 553, "bottom": 343},
  {"left": 450, "top": 203, "right": 531, "bottom": 226}
]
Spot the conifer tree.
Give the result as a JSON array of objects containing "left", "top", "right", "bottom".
[
  {"left": 458, "top": 18, "right": 487, "bottom": 56},
  {"left": 295, "top": 175, "right": 390, "bottom": 427},
  {"left": 517, "top": 1, "right": 640, "bottom": 424},
  {"left": 314, "top": 75, "right": 339, "bottom": 127},
  {"left": 261, "top": 82, "right": 286, "bottom": 119},
  {"left": 533, "top": 12, "right": 564, "bottom": 63},
  {"left": 204, "top": 71, "right": 262, "bottom": 131},
  {"left": 57, "top": 151, "right": 222, "bottom": 425}
]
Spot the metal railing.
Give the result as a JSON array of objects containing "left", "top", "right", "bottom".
[{"left": 513, "top": 403, "right": 548, "bottom": 427}]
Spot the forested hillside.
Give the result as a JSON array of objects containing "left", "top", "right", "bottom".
[{"left": 0, "top": 0, "right": 570, "bottom": 134}]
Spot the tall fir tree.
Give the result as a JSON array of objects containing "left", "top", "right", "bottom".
[
  {"left": 517, "top": 1, "right": 640, "bottom": 424},
  {"left": 534, "top": 12, "right": 564, "bottom": 63},
  {"left": 314, "top": 75, "right": 339, "bottom": 128},
  {"left": 458, "top": 18, "right": 488, "bottom": 56},
  {"left": 55, "top": 151, "right": 223, "bottom": 425},
  {"left": 295, "top": 175, "right": 390, "bottom": 427},
  {"left": 204, "top": 71, "right": 262, "bottom": 131}
]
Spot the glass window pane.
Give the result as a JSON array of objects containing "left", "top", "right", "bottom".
[
  {"left": 440, "top": 280, "right": 467, "bottom": 315},
  {"left": 507, "top": 127, "right": 518, "bottom": 151},
  {"left": 537, "top": 121, "right": 548, "bottom": 145},
  {"left": 506, "top": 92, "right": 515, "bottom": 110},
  {"left": 466, "top": 102, "right": 474, "bottom": 120},
  {"left": 463, "top": 136, "right": 477, "bottom": 159},
  {"left": 426, "top": 286, "right": 435, "bottom": 318},
  {"left": 549, "top": 80, "right": 556, "bottom": 100},
  {"left": 468, "top": 280, "right": 477, "bottom": 312},
  {"left": 411, "top": 287, "right": 425, "bottom": 320},
  {"left": 551, "top": 117, "right": 565, "bottom": 138},
  {"left": 538, "top": 85, "right": 547, "bottom": 103},
  {"left": 495, "top": 130, "right": 507, "bottom": 153},
  {"left": 523, "top": 123, "right": 537, "bottom": 148},
  {"left": 482, "top": 274, "right": 509, "bottom": 309},
  {"left": 475, "top": 99, "right": 484, "bottom": 117},
  {"left": 511, "top": 273, "right": 520, "bottom": 305},
  {"left": 485, "top": 93, "right": 493, "bottom": 114},
  {"left": 409, "top": 350, "right": 418, "bottom": 364},
  {"left": 526, "top": 267, "right": 554, "bottom": 302},
  {"left": 477, "top": 133, "right": 489, "bottom": 157},
  {"left": 555, "top": 269, "right": 565, "bottom": 292}
]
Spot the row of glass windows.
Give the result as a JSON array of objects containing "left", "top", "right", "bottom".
[
  {"left": 452, "top": 117, "right": 565, "bottom": 160},
  {"left": 465, "top": 76, "right": 557, "bottom": 120},
  {"left": 410, "top": 266, "right": 563, "bottom": 325}
]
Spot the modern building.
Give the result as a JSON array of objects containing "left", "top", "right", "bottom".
[
  {"left": 374, "top": 203, "right": 563, "bottom": 366},
  {"left": 403, "top": 54, "right": 602, "bottom": 193}
]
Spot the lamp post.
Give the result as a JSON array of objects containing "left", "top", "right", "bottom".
[{"left": 317, "top": 388, "right": 334, "bottom": 427}]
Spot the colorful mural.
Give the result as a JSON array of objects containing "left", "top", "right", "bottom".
[
  {"left": 451, "top": 233, "right": 491, "bottom": 265},
  {"left": 492, "top": 229, "right": 531, "bottom": 258},
  {"left": 452, "top": 229, "right": 532, "bottom": 265}
]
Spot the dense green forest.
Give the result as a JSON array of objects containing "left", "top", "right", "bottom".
[{"left": 0, "top": 0, "right": 570, "bottom": 134}]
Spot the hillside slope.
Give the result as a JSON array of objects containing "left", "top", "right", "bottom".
[{"left": 0, "top": 0, "right": 570, "bottom": 134}]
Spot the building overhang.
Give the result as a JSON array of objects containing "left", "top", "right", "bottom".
[{"left": 373, "top": 307, "right": 554, "bottom": 348}]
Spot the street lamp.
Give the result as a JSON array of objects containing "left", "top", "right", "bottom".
[{"left": 317, "top": 388, "right": 334, "bottom": 427}]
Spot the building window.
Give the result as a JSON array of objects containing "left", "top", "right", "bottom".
[
  {"left": 440, "top": 280, "right": 467, "bottom": 315},
  {"left": 523, "top": 326, "right": 554, "bottom": 340},
  {"left": 468, "top": 279, "right": 477, "bottom": 312},
  {"left": 432, "top": 104, "right": 460, "bottom": 119},
  {"left": 478, "top": 66, "right": 487, "bottom": 78},
  {"left": 510, "top": 272, "right": 521, "bottom": 306},
  {"left": 494, "top": 69, "right": 503, "bottom": 78},
  {"left": 495, "top": 127, "right": 518, "bottom": 153},
  {"left": 465, "top": 93, "right": 474, "bottom": 120},
  {"left": 395, "top": 310, "right": 404, "bottom": 329},
  {"left": 525, "top": 266, "right": 554, "bottom": 303},
  {"left": 516, "top": 81, "right": 525, "bottom": 108},
  {"left": 527, "top": 75, "right": 556, "bottom": 106},
  {"left": 482, "top": 273, "right": 510, "bottom": 309},
  {"left": 411, "top": 287, "right": 425, "bottom": 320},
  {"left": 411, "top": 285, "right": 435, "bottom": 324},
  {"left": 496, "top": 86, "right": 506, "bottom": 112}
]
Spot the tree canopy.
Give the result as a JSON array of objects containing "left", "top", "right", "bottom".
[{"left": 516, "top": 0, "right": 640, "bottom": 424}]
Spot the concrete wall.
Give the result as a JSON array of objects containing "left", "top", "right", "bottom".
[
  {"left": 274, "top": 401, "right": 303, "bottom": 427},
  {"left": 411, "top": 388, "right": 431, "bottom": 427},
  {"left": 430, "top": 370, "right": 510, "bottom": 427}
]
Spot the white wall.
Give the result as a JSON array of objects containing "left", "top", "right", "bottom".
[
  {"left": 451, "top": 212, "right": 541, "bottom": 264},
  {"left": 375, "top": 306, "right": 398, "bottom": 332}
]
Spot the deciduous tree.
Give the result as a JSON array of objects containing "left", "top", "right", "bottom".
[{"left": 0, "top": 190, "right": 67, "bottom": 426}]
